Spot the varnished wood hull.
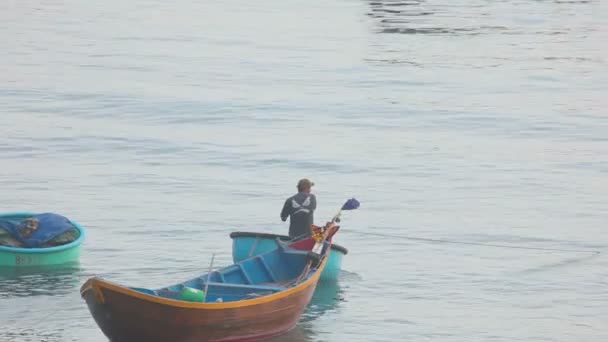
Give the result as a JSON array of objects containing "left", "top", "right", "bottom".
[{"left": 81, "top": 255, "right": 328, "bottom": 342}]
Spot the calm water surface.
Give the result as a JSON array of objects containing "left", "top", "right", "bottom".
[{"left": 1, "top": 0, "right": 607, "bottom": 341}]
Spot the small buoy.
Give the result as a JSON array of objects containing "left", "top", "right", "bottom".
[{"left": 179, "top": 287, "right": 205, "bottom": 302}]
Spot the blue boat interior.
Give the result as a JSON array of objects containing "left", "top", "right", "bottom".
[{"left": 130, "top": 241, "right": 330, "bottom": 303}]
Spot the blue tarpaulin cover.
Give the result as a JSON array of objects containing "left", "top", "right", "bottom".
[{"left": 0, "top": 213, "right": 75, "bottom": 248}]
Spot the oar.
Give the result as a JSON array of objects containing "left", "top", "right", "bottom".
[
  {"left": 331, "top": 198, "right": 360, "bottom": 223},
  {"left": 294, "top": 198, "right": 361, "bottom": 284},
  {"left": 310, "top": 198, "right": 360, "bottom": 253}
]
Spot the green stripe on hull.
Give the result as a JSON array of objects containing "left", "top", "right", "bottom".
[{"left": 0, "top": 245, "right": 81, "bottom": 267}]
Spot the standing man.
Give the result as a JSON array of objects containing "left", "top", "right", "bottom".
[{"left": 281, "top": 178, "right": 317, "bottom": 239}]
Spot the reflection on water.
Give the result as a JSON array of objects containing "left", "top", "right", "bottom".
[
  {"left": 367, "top": 0, "right": 591, "bottom": 36},
  {"left": 268, "top": 327, "right": 315, "bottom": 342},
  {"left": 0, "top": 263, "right": 82, "bottom": 298},
  {"left": 302, "top": 279, "right": 345, "bottom": 322},
  {"left": 367, "top": 0, "right": 441, "bottom": 35},
  {"left": 367, "top": 0, "right": 508, "bottom": 35},
  {"left": 268, "top": 280, "right": 344, "bottom": 342},
  {"left": 0, "top": 329, "right": 67, "bottom": 342}
]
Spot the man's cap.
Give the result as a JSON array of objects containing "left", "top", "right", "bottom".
[{"left": 297, "top": 178, "right": 315, "bottom": 189}]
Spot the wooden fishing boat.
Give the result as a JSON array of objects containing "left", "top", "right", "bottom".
[
  {"left": 230, "top": 232, "right": 348, "bottom": 281},
  {"left": 81, "top": 223, "right": 340, "bottom": 342},
  {"left": 0, "top": 212, "right": 86, "bottom": 267}
]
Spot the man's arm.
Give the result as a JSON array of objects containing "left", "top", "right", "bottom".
[
  {"left": 310, "top": 194, "right": 317, "bottom": 211},
  {"left": 280, "top": 198, "right": 290, "bottom": 222}
]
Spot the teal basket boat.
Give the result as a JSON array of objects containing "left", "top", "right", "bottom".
[
  {"left": 0, "top": 212, "right": 86, "bottom": 267},
  {"left": 230, "top": 232, "right": 347, "bottom": 281}
]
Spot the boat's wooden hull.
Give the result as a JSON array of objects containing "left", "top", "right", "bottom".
[{"left": 81, "top": 252, "right": 328, "bottom": 342}]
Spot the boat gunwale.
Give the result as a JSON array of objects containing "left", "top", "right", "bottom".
[
  {"left": 230, "top": 231, "right": 348, "bottom": 255},
  {"left": 0, "top": 212, "right": 87, "bottom": 254},
  {"left": 80, "top": 244, "right": 331, "bottom": 310}
]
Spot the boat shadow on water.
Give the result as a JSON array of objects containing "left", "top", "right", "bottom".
[
  {"left": 0, "top": 262, "right": 81, "bottom": 298},
  {"left": 303, "top": 279, "right": 345, "bottom": 321},
  {"left": 268, "top": 279, "right": 345, "bottom": 342}
]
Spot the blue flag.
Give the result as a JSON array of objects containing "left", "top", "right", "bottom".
[{"left": 341, "top": 198, "right": 360, "bottom": 211}]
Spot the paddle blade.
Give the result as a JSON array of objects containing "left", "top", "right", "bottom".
[{"left": 341, "top": 198, "right": 360, "bottom": 211}]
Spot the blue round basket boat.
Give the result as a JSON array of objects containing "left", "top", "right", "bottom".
[{"left": 0, "top": 212, "right": 86, "bottom": 267}]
